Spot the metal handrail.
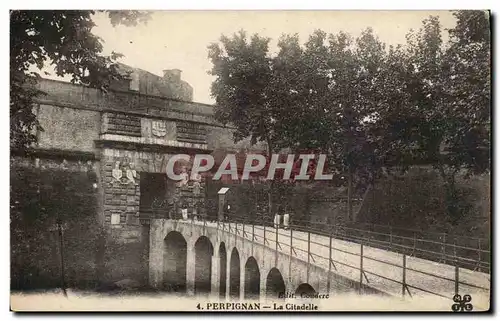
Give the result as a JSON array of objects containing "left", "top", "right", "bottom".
[
  {"left": 285, "top": 217, "right": 490, "bottom": 271},
  {"left": 293, "top": 217, "right": 489, "bottom": 249},
  {"left": 354, "top": 221, "right": 490, "bottom": 243},
  {"left": 205, "top": 213, "right": 490, "bottom": 269},
  {"left": 165, "top": 210, "right": 490, "bottom": 303}
]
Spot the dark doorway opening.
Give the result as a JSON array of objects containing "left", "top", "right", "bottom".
[{"left": 140, "top": 172, "right": 167, "bottom": 209}]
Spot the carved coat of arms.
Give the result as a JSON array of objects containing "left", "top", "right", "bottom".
[
  {"left": 152, "top": 120, "right": 167, "bottom": 137},
  {"left": 111, "top": 160, "right": 138, "bottom": 185}
]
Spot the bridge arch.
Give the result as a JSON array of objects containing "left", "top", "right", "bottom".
[
  {"left": 218, "top": 242, "right": 227, "bottom": 299},
  {"left": 163, "top": 231, "right": 187, "bottom": 292},
  {"left": 244, "top": 257, "right": 260, "bottom": 299},
  {"left": 194, "top": 236, "right": 214, "bottom": 296},
  {"left": 295, "top": 283, "right": 317, "bottom": 298},
  {"left": 266, "top": 267, "right": 286, "bottom": 300},
  {"left": 229, "top": 248, "right": 241, "bottom": 299}
]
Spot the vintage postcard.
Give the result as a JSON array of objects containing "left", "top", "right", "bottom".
[{"left": 9, "top": 10, "right": 491, "bottom": 312}]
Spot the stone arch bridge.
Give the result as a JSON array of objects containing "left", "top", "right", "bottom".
[
  {"left": 149, "top": 219, "right": 375, "bottom": 300},
  {"left": 148, "top": 218, "right": 489, "bottom": 305}
]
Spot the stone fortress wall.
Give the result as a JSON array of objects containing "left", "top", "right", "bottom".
[{"left": 11, "top": 67, "right": 265, "bottom": 287}]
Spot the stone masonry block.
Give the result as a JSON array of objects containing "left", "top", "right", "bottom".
[
  {"left": 126, "top": 214, "right": 139, "bottom": 225},
  {"left": 104, "top": 204, "right": 116, "bottom": 211}
]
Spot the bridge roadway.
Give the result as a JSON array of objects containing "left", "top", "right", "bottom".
[{"left": 187, "top": 219, "right": 490, "bottom": 309}]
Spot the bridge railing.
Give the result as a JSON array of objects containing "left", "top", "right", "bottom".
[
  {"left": 343, "top": 221, "right": 490, "bottom": 273},
  {"left": 297, "top": 221, "right": 490, "bottom": 274},
  {"left": 217, "top": 211, "right": 489, "bottom": 274},
  {"left": 179, "top": 212, "right": 490, "bottom": 302}
]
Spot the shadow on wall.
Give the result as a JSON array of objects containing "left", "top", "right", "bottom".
[
  {"left": 10, "top": 162, "right": 103, "bottom": 290},
  {"left": 356, "top": 168, "right": 490, "bottom": 237}
]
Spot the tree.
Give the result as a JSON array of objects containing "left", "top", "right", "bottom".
[
  {"left": 208, "top": 31, "right": 281, "bottom": 216},
  {"left": 273, "top": 29, "right": 395, "bottom": 220},
  {"left": 208, "top": 31, "right": 337, "bottom": 219},
  {"left": 208, "top": 11, "right": 491, "bottom": 224},
  {"left": 267, "top": 33, "right": 307, "bottom": 151},
  {"left": 393, "top": 12, "right": 490, "bottom": 222},
  {"left": 10, "top": 10, "right": 151, "bottom": 150},
  {"left": 364, "top": 12, "right": 490, "bottom": 222},
  {"left": 437, "top": 11, "right": 490, "bottom": 221},
  {"left": 208, "top": 28, "right": 391, "bottom": 222},
  {"left": 329, "top": 28, "right": 389, "bottom": 220},
  {"left": 441, "top": 10, "right": 490, "bottom": 177}
]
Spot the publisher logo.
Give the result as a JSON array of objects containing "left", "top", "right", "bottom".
[{"left": 451, "top": 294, "right": 473, "bottom": 312}]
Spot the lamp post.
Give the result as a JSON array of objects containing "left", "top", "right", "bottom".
[
  {"left": 217, "top": 187, "right": 230, "bottom": 222},
  {"left": 50, "top": 218, "right": 68, "bottom": 297}
]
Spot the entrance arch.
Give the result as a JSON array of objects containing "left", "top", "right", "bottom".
[
  {"left": 266, "top": 267, "right": 286, "bottom": 299},
  {"left": 244, "top": 257, "right": 260, "bottom": 299},
  {"left": 229, "top": 248, "right": 240, "bottom": 299},
  {"left": 163, "top": 231, "right": 187, "bottom": 292},
  {"left": 219, "top": 242, "right": 227, "bottom": 299},
  {"left": 194, "top": 236, "right": 214, "bottom": 296}
]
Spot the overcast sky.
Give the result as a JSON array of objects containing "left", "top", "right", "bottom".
[{"left": 46, "top": 11, "right": 458, "bottom": 104}]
